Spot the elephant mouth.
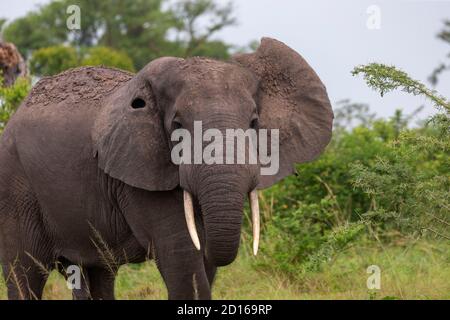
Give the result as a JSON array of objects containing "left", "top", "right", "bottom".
[{"left": 182, "top": 189, "right": 260, "bottom": 257}]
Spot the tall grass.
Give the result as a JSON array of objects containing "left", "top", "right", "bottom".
[{"left": 0, "top": 240, "right": 448, "bottom": 300}]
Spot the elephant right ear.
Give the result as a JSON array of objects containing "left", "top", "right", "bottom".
[
  {"left": 232, "top": 38, "right": 334, "bottom": 189},
  {"left": 92, "top": 58, "right": 182, "bottom": 191}
]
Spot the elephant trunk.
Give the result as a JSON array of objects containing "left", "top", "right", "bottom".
[
  {"left": 180, "top": 115, "right": 260, "bottom": 266},
  {"left": 198, "top": 172, "right": 245, "bottom": 266},
  {"left": 183, "top": 185, "right": 260, "bottom": 264},
  {"left": 181, "top": 165, "right": 256, "bottom": 267}
]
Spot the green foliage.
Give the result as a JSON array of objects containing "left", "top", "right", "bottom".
[
  {"left": 30, "top": 46, "right": 78, "bottom": 76},
  {"left": 333, "top": 99, "right": 375, "bottom": 130},
  {"left": 30, "top": 45, "right": 136, "bottom": 76},
  {"left": 256, "top": 191, "right": 366, "bottom": 278},
  {"left": 3, "top": 0, "right": 235, "bottom": 69},
  {"left": 255, "top": 114, "right": 394, "bottom": 278},
  {"left": 350, "top": 63, "right": 449, "bottom": 240},
  {"left": 299, "top": 221, "right": 366, "bottom": 274},
  {"left": 2, "top": 1, "right": 69, "bottom": 58},
  {"left": 80, "top": 47, "right": 135, "bottom": 72},
  {"left": 172, "top": 0, "right": 235, "bottom": 59},
  {"left": 256, "top": 64, "right": 449, "bottom": 278},
  {"left": 263, "top": 116, "right": 403, "bottom": 221},
  {"left": 350, "top": 129, "right": 449, "bottom": 240},
  {"left": 352, "top": 63, "right": 450, "bottom": 111},
  {"left": 0, "top": 76, "right": 31, "bottom": 130}
]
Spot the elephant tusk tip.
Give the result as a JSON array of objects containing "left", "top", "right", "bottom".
[
  {"left": 253, "top": 242, "right": 259, "bottom": 256},
  {"left": 184, "top": 190, "right": 202, "bottom": 252}
]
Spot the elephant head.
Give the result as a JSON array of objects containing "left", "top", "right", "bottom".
[{"left": 92, "top": 38, "right": 333, "bottom": 266}]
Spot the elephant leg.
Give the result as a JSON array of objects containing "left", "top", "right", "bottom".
[
  {"left": 0, "top": 207, "right": 53, "bottom": 299},
  {"left": 56, "top": 259, "right": 91, "bottom": 300},
  {"left": 154, "top": 246, "right": 211, "bottom": 300},
  {"left": 0, "top": 163, "right": 54, "bottom": 300},
  {"left": 2, "top": 255, "right": 50, "bottom": 300},
  {"left": 119, "top": 187, "right": 211, "bottom": 299},
  {"left": 57, "top": 261, "right": 114, "bottom": 300},
  {"left": 154, "top": 241, "right": 211, "bottom": 300},
  {"left": 150, "top": 201, "right": 211, "bottom": 300},
  {"left": 86, "top": 267, "right": 116, "bottom": 300}
]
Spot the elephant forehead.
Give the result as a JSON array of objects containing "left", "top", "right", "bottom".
[{"left": 178, "top": 57, "right": 255, "bottom": 86}]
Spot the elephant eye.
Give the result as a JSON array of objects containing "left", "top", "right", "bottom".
[{"left": 131, "top": 98, "right": 146, "bottom": 109}]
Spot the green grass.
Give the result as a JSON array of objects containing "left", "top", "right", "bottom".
[{"left": 0, "top": 240, "right": 449, "bottom": 300}]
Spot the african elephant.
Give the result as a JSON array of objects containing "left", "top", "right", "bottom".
[{"left": 0, "top": 38, "right": 333, "bottom": 300}]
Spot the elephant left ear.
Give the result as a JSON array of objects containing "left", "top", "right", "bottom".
[
  {"left": 232, "top": 38, "right": 334, "bottom": 189},
  {"left": 92, "top": 58, "right": 182, "bottom": 191}
]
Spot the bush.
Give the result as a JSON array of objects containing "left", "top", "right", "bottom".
[
  {"left": 0, "top": 76, "right": 31, "bottom": 130},
  {"left": 81, "top": 47, "right": 135, "bottom": 72},
  {"left": 350, "top": 126, "right": 449, "bottom": 240},
  {"left": 254, "top": 64, "right": 449, "bottom": 279},
  {"left": 30, "top": 45, "right": 136, "bottom": 77},
  {"left": 255, "top": 116, "right": 396, "bottom": 278},
  {"left": 30, "top": 45, "right": 79, "bottom": 76},
  {"left": 351, "top": 63, "right": 449, "bottom": 240},
  {"left": 256, "top": 193, "right": 366, "bottom": 278}
]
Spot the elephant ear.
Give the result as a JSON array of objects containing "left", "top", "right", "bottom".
[
  {"left": 92, "top": 57, "right": 182, "bottom": 191},
  {"left": 232, "top": 38, "right": 334, "bottom": 189}
]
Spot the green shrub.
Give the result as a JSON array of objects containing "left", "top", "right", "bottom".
[
  {"left": 30, "top": 45, "right": 79, "bottom": 76},
  {"left": 350, "top": 126, "right": 449, "bottom": 240},
  {"left": 0, "top": 76, "right": 31, "bottom": 130},
  {"left": 256, "top": 192, "right": 366, "bottom": 278},
  {"left": 81, "top": 47, "right": 135, "bottom": 72},
  {"left": 254, "top": 64, "right": 449, "bottom": 279},
  {"left": 351, "top": 63, "right": 449, "bottom": 240},
  {"left": 30, "top": 45, "right": 136, "bottom": 77}
]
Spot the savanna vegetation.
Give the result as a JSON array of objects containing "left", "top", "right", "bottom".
[{"left": 0, "top": 0, "right": 448, "bottom": 300}]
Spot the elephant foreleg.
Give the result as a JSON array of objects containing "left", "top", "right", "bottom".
[
  {"left": 119, "top": 186, "right": 211, "bottom": 299},
  {"left": 57, "top": 260, "right": 115, "bottom": 300},
  {"left": 86, "top": 267, "right": 116, "bottom": 300},
  {"left": 2, "top": 259, "right": 49, "bottom": 300},
  {"left": 56, "top": 259, "right": 91, "bottom": 300}
]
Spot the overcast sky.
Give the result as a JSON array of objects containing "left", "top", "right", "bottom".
[{"left": 1, "top": 0, "right": 449, "bottom": 120}]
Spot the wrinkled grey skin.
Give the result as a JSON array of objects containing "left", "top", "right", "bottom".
[{"left": 0, "top": 38, "right": 333, "bottom": 300}]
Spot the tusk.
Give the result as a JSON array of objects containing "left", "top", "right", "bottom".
[
  {"left": 249, "top": 189, "right": 260, "bottom": 256},
  {"left": 184, "top": 190, "right": 201, "bottom": 251}
]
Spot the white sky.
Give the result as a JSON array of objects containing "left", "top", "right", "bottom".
[{"left": 1, "top": 0, "right": 449, "bottom": 120}]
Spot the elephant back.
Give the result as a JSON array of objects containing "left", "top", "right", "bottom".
[{"left": 23, "top": 66, "right": 133, "bottom": 108}]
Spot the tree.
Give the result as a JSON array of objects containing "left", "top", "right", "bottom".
[
  {"left": 30, "top": 45, "right": 136, "bottom": 77},
  {"left": 81, "top": 47, "right": 135, "bottom": 72},
  {"left": 352, "top": 63, "right": 449, "bottom": 240},
  {"left": 2, "top": 1, "right": 69, "bottom": 59},
  {"left": 30, "top": 46, "right": 78, "bottom": 77},
  {"left": 172, "top": 0, "right": 236, "bottom": 58},
  {"left": 3, "top": 0, "right": 236, "bottom": 69}
]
